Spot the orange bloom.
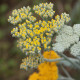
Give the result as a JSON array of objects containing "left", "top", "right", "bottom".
[{"left": 28, "top": 50, "right": 59, "bottom": 80}]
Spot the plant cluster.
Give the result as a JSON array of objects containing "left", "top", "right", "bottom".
[
  {"left": 8, "top": 2, "right": 70, "bottom": 55},
  {"left": 8, "top": 2, "right": 70, "bottom": 69},
  {"left": 8, "top": 2, "right": 80, "bottom": 80}
]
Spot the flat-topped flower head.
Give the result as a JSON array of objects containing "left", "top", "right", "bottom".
[
  {"left": 52, "top": 24, "right": 80, "bottom": 54},
  {"left": 20, "top": 54, "right": 44, "bottom": 70},
  {"left": 8, "top": 6, "right": 36, "bottom": 25},
  {"left": 73, "top": 24, "right": 80, "bottom": 36},
  {"left": 70, "top": 41, "right": 80, "bottom": 56},
  {"left": 43, "top": 50, "right": 60, "bottom": 64},
  {"left": 33, "top": 2, "right": 55, "bottom": 19},
  {"left": 29, "top": 63, "right": 58, "bottom": 80}
]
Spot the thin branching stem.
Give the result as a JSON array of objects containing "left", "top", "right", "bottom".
[
  {"left": 58, "top": 53, "right": 80, "bottom": 69},
  {"left": 60, "top": 64, "right": 72, "bottom": 78},
  {"left": 58, "top": 77, "right": 75, "bottom": 80},
  {"left": 44, "top": 58, "right": 64, "bottom": 62}
]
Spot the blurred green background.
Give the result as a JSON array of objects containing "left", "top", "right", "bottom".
[{"left": 0, "top": 0, "right": 80, "bottom": 80}]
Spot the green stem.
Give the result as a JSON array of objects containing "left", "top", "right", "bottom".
[
  {"left": 58, "top": 53, "right": 80, "bottom": 69},
  {"left": 60, "top": 64, "right": 72, "bottom": 78},
  {"left": 44, "top": 58, "right": 64, "bottom": 62},
  {"left": 58, "top": 77, "right": 75, "bottom": 80}
]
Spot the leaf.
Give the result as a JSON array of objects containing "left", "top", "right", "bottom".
[
  {"left": 58, "top": 75, "right": 74, "bottom": 80},
  {"left": 59, "top": 58, "right": 80, "bottom": 69}
]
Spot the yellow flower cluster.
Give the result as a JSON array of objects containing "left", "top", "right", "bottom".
[
  {"left": 17, "top": 14, "right": 70, "bottom": 53},
  {"left": 8, "top": 6, "right": 36, "bottom": 25},
  {"left": 29, "top": 64, "right": 58, "bottom": 80},
  {"left": 20, "top": 54, "right": 44, "bottom": 69},
  {"left": 28, "top": 50, "right": 60, "bottom": 80},
  {"left": 33, "top": 2, "right": 55, "bottom": 18},
  {"left": 43, "top": 50, "right": 60, "bottom": 60},
  {"left": 8, "top": 2, "right": 70, "bottom": 55}
]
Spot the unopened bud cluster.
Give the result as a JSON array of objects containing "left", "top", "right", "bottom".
[
  {"left": 33, "top": 2, "right": 55, "bottom": 18},
  {"left": 8, "top": 6, "right": 36, "bottom": 25},
  {"left": 20, "top": 54, "right": 44, "bottom": 70}
]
